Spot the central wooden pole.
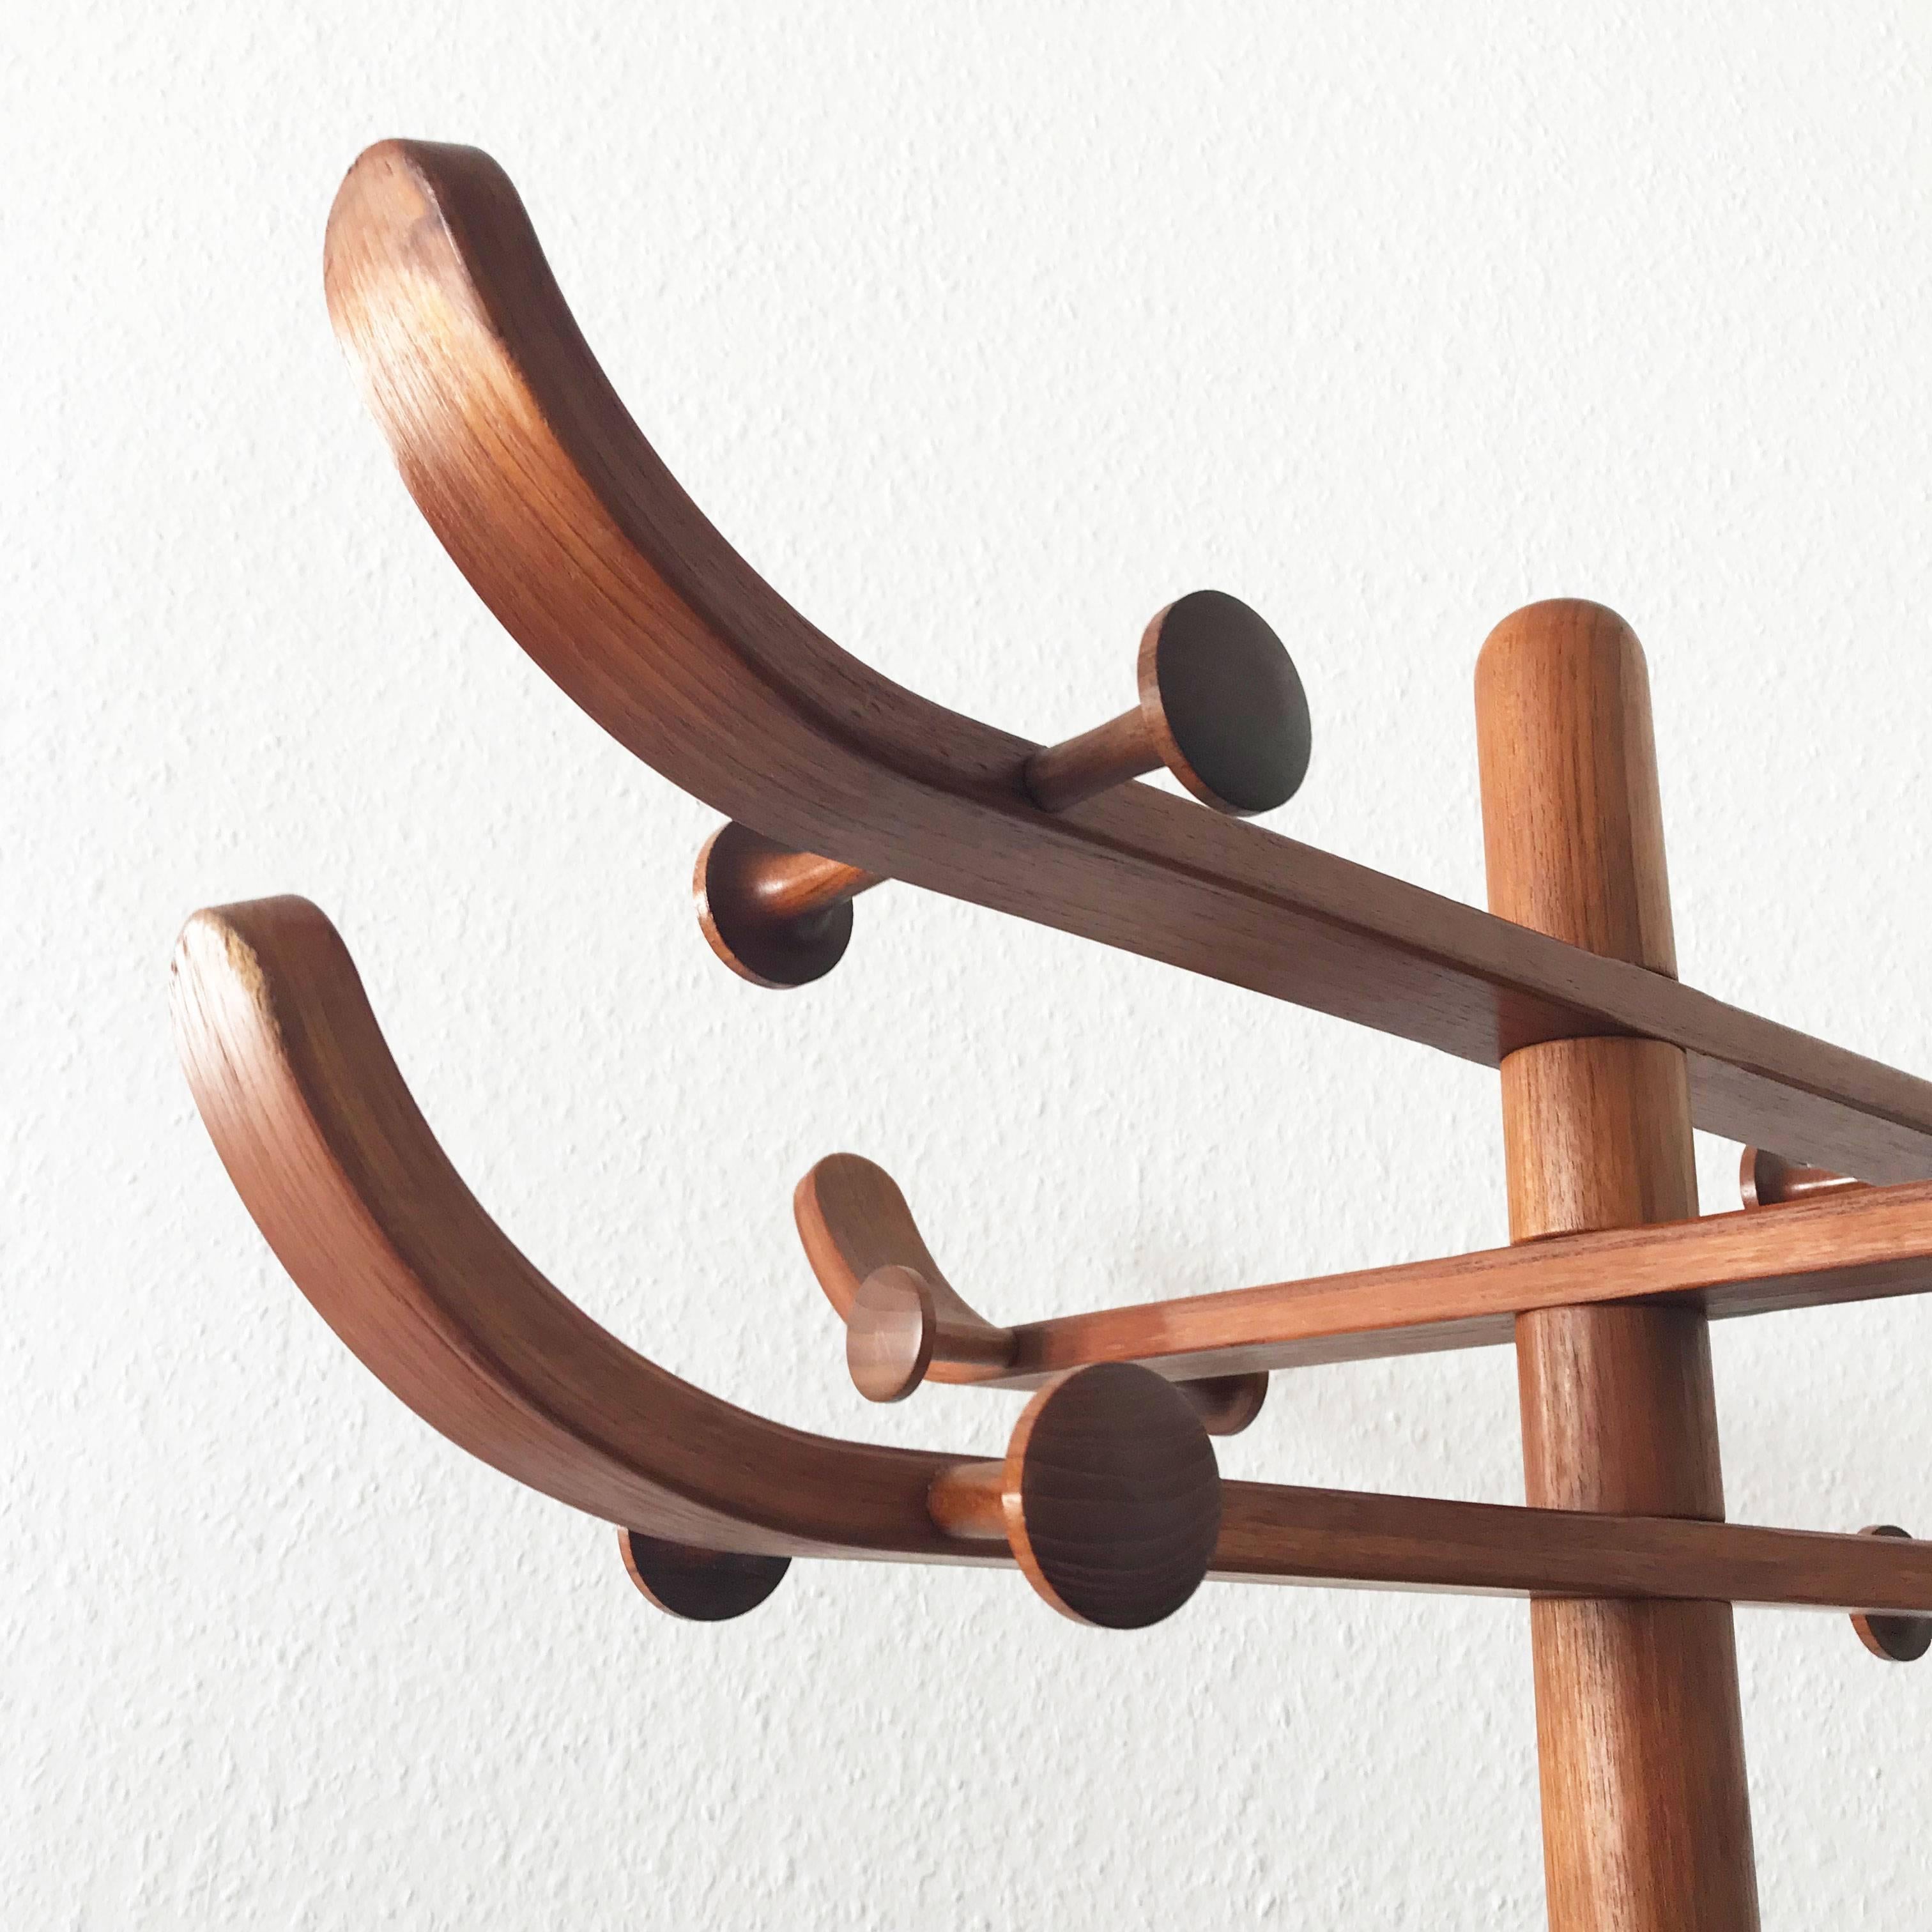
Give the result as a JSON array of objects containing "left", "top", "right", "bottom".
[{"left": 1476, "top": 600, "right": 1759, "bottom": 1930}]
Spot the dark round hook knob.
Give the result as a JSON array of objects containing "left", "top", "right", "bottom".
[
  {"left": 694, "top": 592, "right": 1309, "bottom": 987},
  {"left": 926, "top": 1361, "right": 1222, "bottom": 1629},
  {"left": 618, "top": 1527, "right": 791, "bottom": 1622},
  {"left": 1851, "top": 1525, "right": 1932, "bottom": 1662}
]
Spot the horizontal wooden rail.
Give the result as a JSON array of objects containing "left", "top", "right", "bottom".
[
  {"left": 995, "top": 1177, "right": 1932, "bottom": 1382},
  {"left": 802, "top": 1151, "right": 1932, "bottom": 1386},
  {"left": 1215, "top": 1485, "right": 1932, "bottom": 1616},
  {"left": 323, "top": 137, "right": 1932, "bottom": 1183}
]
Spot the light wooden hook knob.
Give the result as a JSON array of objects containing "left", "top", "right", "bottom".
[
  {"left": 1851, "top": 1526, "right": 1932, "bottom": 1662},
  {"left": 1738, "top": 1147, "right": 1864, "bottom": 1208},
  {"left": 797, "top": 1152, "right": 1269, "bottom": 1435},
  {"left": 928, "top": 1362, "right": 1222, "bottom": 1629},
  {"left": 694, "top": 590, "right": 1310, "bottom": 987}
]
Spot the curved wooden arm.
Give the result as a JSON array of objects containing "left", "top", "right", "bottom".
[
  {"left": 322, "top": 137, "right": 1932, "bottom": 1183},
  {"left": 170, "top": 896, "right": 965, "bottom": 1561},
  {"left": 170, "top": 898, "right": 1932, "bottom": 1623}
]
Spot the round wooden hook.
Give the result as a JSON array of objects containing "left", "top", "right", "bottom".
[
  {"left": 694, "top": 820, "right": 878, "bottom": 990},
  {"left": 926, "top": 1361, "right": 1221, "bottom": 1629},
  {"left": 696, "top": 592, "right": 1308, "bottom": 986},
  {"left": 1738, "top": 1146, "right": 1863, "bottom": 1208},
  {"left": 618, "top": 1528, "right": 792, "bottom": 1622},
  {"left": 1851, "top": 1526, "right": 1931, "bottom": 1662},
  {"left": 1028, "top": 589, "right": 1311, "bottom": 816}
]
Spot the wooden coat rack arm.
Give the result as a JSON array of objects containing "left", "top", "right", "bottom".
[
  {"left": 325, "top": 136, "right": 1932, "bottom": 1183},
  {"left": 170, "top": 895, "right": 959, "bottom": 1563},
  {"left": 1213, "top": 1484, "right": 1932, "bottom": 1621},
  {"left": 803, "top": 1154, "right": 1932, "bottom": 1384},
  {"left": 172, "top": 897, "right": 1932, "bottom": 1643}
]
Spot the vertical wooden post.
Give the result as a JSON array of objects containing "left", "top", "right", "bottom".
[{"left": 1476, "top": 600, "right": 1760, "bottom": 1931}]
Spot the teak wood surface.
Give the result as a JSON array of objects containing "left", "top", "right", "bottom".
[
  {"left": 322, "top": 138, "right": 1932, "bottom": 1185},
  {"left": 1480, "top": 604, "right": 1758, "bottom": 1929},
  {"left": 172, "top": 894, "right": 1932, "bottom": 1623},
  {"left": 799, "top": 1151, "right": 1932, "bottom": 1384}
]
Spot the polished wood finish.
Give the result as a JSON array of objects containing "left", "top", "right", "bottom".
[
  {"left": 1029, "top": 590, "right": 1310, "bottom": 815},
  {"left": 795, "top": 1154, "right": 1013, "bottom": 1381},
  {"left": 694, "top": 821, "right": 880, "bottom": 989},
  {"left": 699, "top": 591, "right": 1307, "bottom": 985},
  {"left": 171, "top": 896, "right": 956, "bottom": 1561},
  {"left": 846, "top": 1264, "right": 1008, "bottom": 1403},
  {"left": 1213, "top": 1487, "right": 1932, "bottom": 1614},
  {"left": 173, "top": 895, "right": 1932, "bottom": 1625},
  {"left": 797, "top": 1153, "right": 1269, "bottom": 1430},
  {"left": 1850, "top": 1526, "right": 1932, "bottom": 1662},
  {"left": 1739, "top": 1146, "right": 1862, "bottom": 1208},
  {"left": 323, "top": 139, "right": 1932, "bottom": 1183},
  {"left": 618, "top": 1529, "right": 790, "bottom": 1621},
  {"left": 929, "top": 1365, "right": 1221, "bottom": 1628},
  {"left": 1478, "top": 601, "right": 1759, "bottom": 1931},
  {"left": 808, "top": 1156, "right": 1932, "bottom": 1384}
]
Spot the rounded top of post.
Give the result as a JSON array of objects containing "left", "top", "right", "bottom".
[
  {"left": 1472, "top": 597, "right": 1676, "bottom": 976},
  {"left": 1476, "top": 597, "right": 1644, "bottom": 678},
  {"left": 1137, "top": 592, "right": 1311, "bottom": 816},
  {"left": 1003, "top": 1362, "right": 1222, "bottom": 1629}
]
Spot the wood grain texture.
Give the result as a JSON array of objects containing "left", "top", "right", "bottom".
[
  {"left": 172, "top": 895, "right": 964, "bottom": 1563},
  {"left": 798, "top": 1153, "right": 1268, "bottom": 1428},
  {"left": 172, "top": 896, "right": 1932, "bottom": 1623},
  {"left": 808, "top": 1155, "right": 1932, "bottom": 1384},
  {"left": 1211, "top": 1487, "right": 1932, "bottom": 1614},
  {"left": 323, "top": 138, "right": 1932, "bottom": 1183},
  {"left": 929, "top": 1364, "right": 1222, "bottom": 1629},
  {"left": 1478, "top": 601, "right": 1759, "bottom": 1932}
]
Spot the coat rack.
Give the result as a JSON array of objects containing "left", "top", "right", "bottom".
[{"left": 173, "top": 137, "right": 1932, "bottom": 1928}]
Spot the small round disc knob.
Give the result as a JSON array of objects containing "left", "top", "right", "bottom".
[
  {"left": 618, "top": 1527, "right": 792, "bottom": 1621},
  {"left": 694, "top": 820, "right": 860, "bottom": 990},
  {"left": 1139, "top": 590, "right": 1312, "bottom": 816},
  {"left": 1851, "top": 1525, "right": 1932, "bottom": 1662},
  {"left": 1002, "top": 1361, "right": 1222, "bottom": 1630}
]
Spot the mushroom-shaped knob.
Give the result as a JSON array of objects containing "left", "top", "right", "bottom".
[
  {"left": 694, "top": 591, "right": 1310, "bottom": 987},
  {"left": 1026, "top": 590, "right": 1312, "bottom": 816}
]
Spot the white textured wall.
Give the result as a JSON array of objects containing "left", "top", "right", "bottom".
[{"left": 7, "top": 4, "right": 1931, "bottom": 1924}]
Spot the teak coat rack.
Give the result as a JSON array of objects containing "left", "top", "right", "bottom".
[{"left": 171, "top": 138, "right": 1932, "bottom": 1927}]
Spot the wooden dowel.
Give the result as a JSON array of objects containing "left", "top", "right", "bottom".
[
  {"left": 1210, "top": 1485, "right": 1932, "bottom": 1616},
  {"left": 925, "top": 1459, "right": 1008, "bottom": 1541},
  {"left": 1477, "top": 599, "right": 1760, "bottom": 1930},
  {"left": 745, "top": 847, "right": 884, "bottom": 923},
  {"left": 1022, "top": 706, "right": 1160, "bottom": 811}
]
